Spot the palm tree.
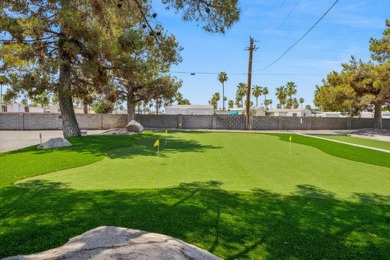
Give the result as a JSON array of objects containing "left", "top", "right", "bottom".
[
  {"left": 210, "top": 92, "right": 220, "bottom": 110},
  {"left": 262, "top": 86, "right": 269, "bottom": 109},
  {"left": 252, "top": 85, "right": 262, "bottom": 107},
  {"left": 285, "top": 98, "right": 293, "bottom": 109},
  {"left": 218, "top": 71, "right": 228, "bottom": 111},
  {"left": 236, "top": 83, "right": 247, "bottom": 108},
  {"left": 275, "top": 86, "right": 287, "bottom": 109},
  {"left": 299, "top": 97, "right": 304, "bottom": 108},
  {"left": 285, "top": 81, "right": 297, "bottom": 101},
  {"left": 265, "top": 99, "right": 272, "bottom": 110},
  {"left": 228, "top": 99, "right": 234, "bottom": 109},
  {"left": 214, "top": 92, "right": 220, "bottom": 107},
  {"left": 313, "top": 85, "right": 322, "bottom": 110},
  {"left": 175, "top": 92, "right": 183, "bottom": 104},
  {"left": 292, "top": 98, "right": 299, "bottom": 109}
]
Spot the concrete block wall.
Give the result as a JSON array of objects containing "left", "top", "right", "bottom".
[
  {"left": 383, "top": 119, "right": 390, "bottom": 129},
  {"left": 278, "top": 117, "right": 306, "bottom": 130},
  {"left": 310, "top": 118, "right": 348, "bottom": 130},
  {"left": 136, "top": 115, "right": 178, "bottom": 129},
  {"left": 0, "top": 113, "right": 129, "bottom": 130},
  {"left": 0, "top": 113, "right": 24, "bottom": 130},
  {"left": 103, "top": 114, "right": 128, "bottom": 129},
  {"left": 350, "top": 118, "right": 375, "bottom": 129},
  {"left": 1, "top": 113, "right": 389, "bottom": 131},
  {"left": 212, "top": 115, "right": 245, "bottom": 130},
  {"left": 252, "top": 117, "right": 278, "bottom": 130},
  {"left": 24, "top": 113, "right": 62, "bottom": 130},
  {"left": 76, "top": 114, "right": 103, "bottom": 129},
  {"left": 183, "top": 115, "right": 213, "bottom": 129}
]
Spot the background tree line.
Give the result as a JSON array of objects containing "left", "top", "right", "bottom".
[
  {"left": 0, "top": 0, "right": 240, "bottom": 136},
  {"left": 314, "top": 20, "right": 390, "bottom": 129},
  {"left": 211, "top": 71, "right": 305, "bottom": 111}
]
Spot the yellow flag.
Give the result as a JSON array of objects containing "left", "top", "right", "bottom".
[
  {"left": 154, "top": 139, "right": 160, "bottom": 147},
  {"left": 165, "top": 129, "right": 168, "bottom": 134},
  {"left": 289, "top": 136, "right": 292, "bottom": 142}
]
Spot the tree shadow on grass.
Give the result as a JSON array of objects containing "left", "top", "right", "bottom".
[
  {"left": 0, "top": 181, "right": 389, "bottom": 259},
  {"left": 1, "top": 135, "right": 136, "bottom": 157},
  {"left": 0, "top": 133, "right": 221, "bottom": 187},
  {"left": 266, "top": 133, "right": 390, "bottom": 168},
  {"left": 0, "top": 135, "right": 140, "bottom": 188},
  {"left": 107, "top": 134, "right": 221, "bottom": 159}
]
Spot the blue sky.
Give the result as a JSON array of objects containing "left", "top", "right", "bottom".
[{"left": 153, "top": 0, "right": 390, "bottom": 108}]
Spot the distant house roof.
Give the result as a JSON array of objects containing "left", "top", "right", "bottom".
[
  {"left": 167, "top": 105, "right": 213, "bottom": 109},
  {"left": 165, "top": 105, "right": 214, "bottom": 115},
  {"left": 268, "top": 108, "right": 309, "bottom": 112}
]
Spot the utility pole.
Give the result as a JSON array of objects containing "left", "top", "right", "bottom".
[{"left": 245, "top": 36, "right": 256, "bottom": 130}]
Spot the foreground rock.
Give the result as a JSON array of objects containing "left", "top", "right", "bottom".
[
  {"left": 37, "top": 137, "right": 72, "bottom": 150},
  {"left": 6, "top": 226, "right": 220, "bottom": 260},
  {"left": 126, "top": 120, "right": 144, "bottom": 133}
]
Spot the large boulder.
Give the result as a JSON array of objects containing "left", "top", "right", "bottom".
[
  {"left": 126, "top": 120, "right": 144, "bottom": 133},
  {"left": 5, "top": 226, "right": 221, "bottom": 260},
  {"left": 37, "top": 137, "right": 72, "bottom": 150}
]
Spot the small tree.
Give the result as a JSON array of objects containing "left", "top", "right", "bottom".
[
  {"left": 236, "top": 83, "right": 247, "bottom": 108},
  {"left": 275, "top": 86, "right": 287, "bottom": 109},
  {"left": 93, "top": 101, "right": 114, "bottom": 114},
  {"left": 252, "top": 85, "right": 262, "bottom": 107},
  {"left": 263, "top": 87, "right": 269, "bottom": 109},
  {"left": 228, "top": 99, "right": 234, "bottom": 109},
  {"left": 299, "top": 97, "right": 305, "bottom": 108}
]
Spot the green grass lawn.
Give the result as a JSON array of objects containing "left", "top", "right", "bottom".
[
  {"left": 0, "top": 132, "right": 389, "bottom": 259},
  {"left": 312, "top": 135, "right": 390, "bottom": 151}
]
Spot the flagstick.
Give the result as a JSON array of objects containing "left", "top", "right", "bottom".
[
  {"left": 156, "top": 144, "right": 160, "bottom": 165},
  {"left": 289, "top": 141, "right": 291, "bottom": 155}
]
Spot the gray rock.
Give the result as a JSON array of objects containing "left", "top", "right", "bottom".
[
  {"left": 5, "top": 226, "right": 221, "bottom": 260},
  {"left": 37, "top": 137, "right": 72, "bottom": 150},
  {"left": 126, "top": 120, "right": 144, "bottom": 133}
]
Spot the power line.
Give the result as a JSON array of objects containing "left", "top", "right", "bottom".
[
  {"left": 257, "top": 0, "right": 340, "bottom": 72},
  {"left": 168, "top": 71, "right": 325, "bottom": 76},
  {"left": 276, "top": 0, "right": 301, "bottom": 30}
]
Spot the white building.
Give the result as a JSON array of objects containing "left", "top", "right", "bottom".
[
  {"left": 266, "top": 108, "right": 311, "bottom": 117},
  {"left": 165, "top": 105, "right": 214, "bottom": 115},
  {"left": 254, "top": 107, "right": 266, "bottom": 116},
  {"left": 4, "top": 103, "right": 26, "bottom": 112}
]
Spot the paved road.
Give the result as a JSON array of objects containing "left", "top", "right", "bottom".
[{"left": 0, "top": 130, "right": 105, "bottom": 153}]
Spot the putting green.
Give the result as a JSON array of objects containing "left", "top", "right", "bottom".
[{"left": 20, "top": 132, "right": 390, "bottom": 202}]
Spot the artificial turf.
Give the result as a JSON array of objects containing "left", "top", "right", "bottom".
[
  {"left": 20, "top": 132, "right": 390, "bottom": 202},
  {"left": 0, "top": 132, "right": 389, "bottom": 259},
  {"left": 312, "top": 134, "right": 390, "bottom": 151}
]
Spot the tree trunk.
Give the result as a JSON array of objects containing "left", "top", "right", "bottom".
[
  {"left": 222, "top": 83, "right": 225, "bottom": 111},
  {"left": 373, "top": 102, "right": 383, "bottom": 129},
  {"left": 83, "top": 102, "right": 88, "bottom": 114},
  {"left": 127, "top": 94, "right": 136, "bottom": 122},
  {"left": 155, "top": 98, "right": 159, "bottom": 115},
  {"left": 58, "top": 47, "right": 80, "bottom": 137}
]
